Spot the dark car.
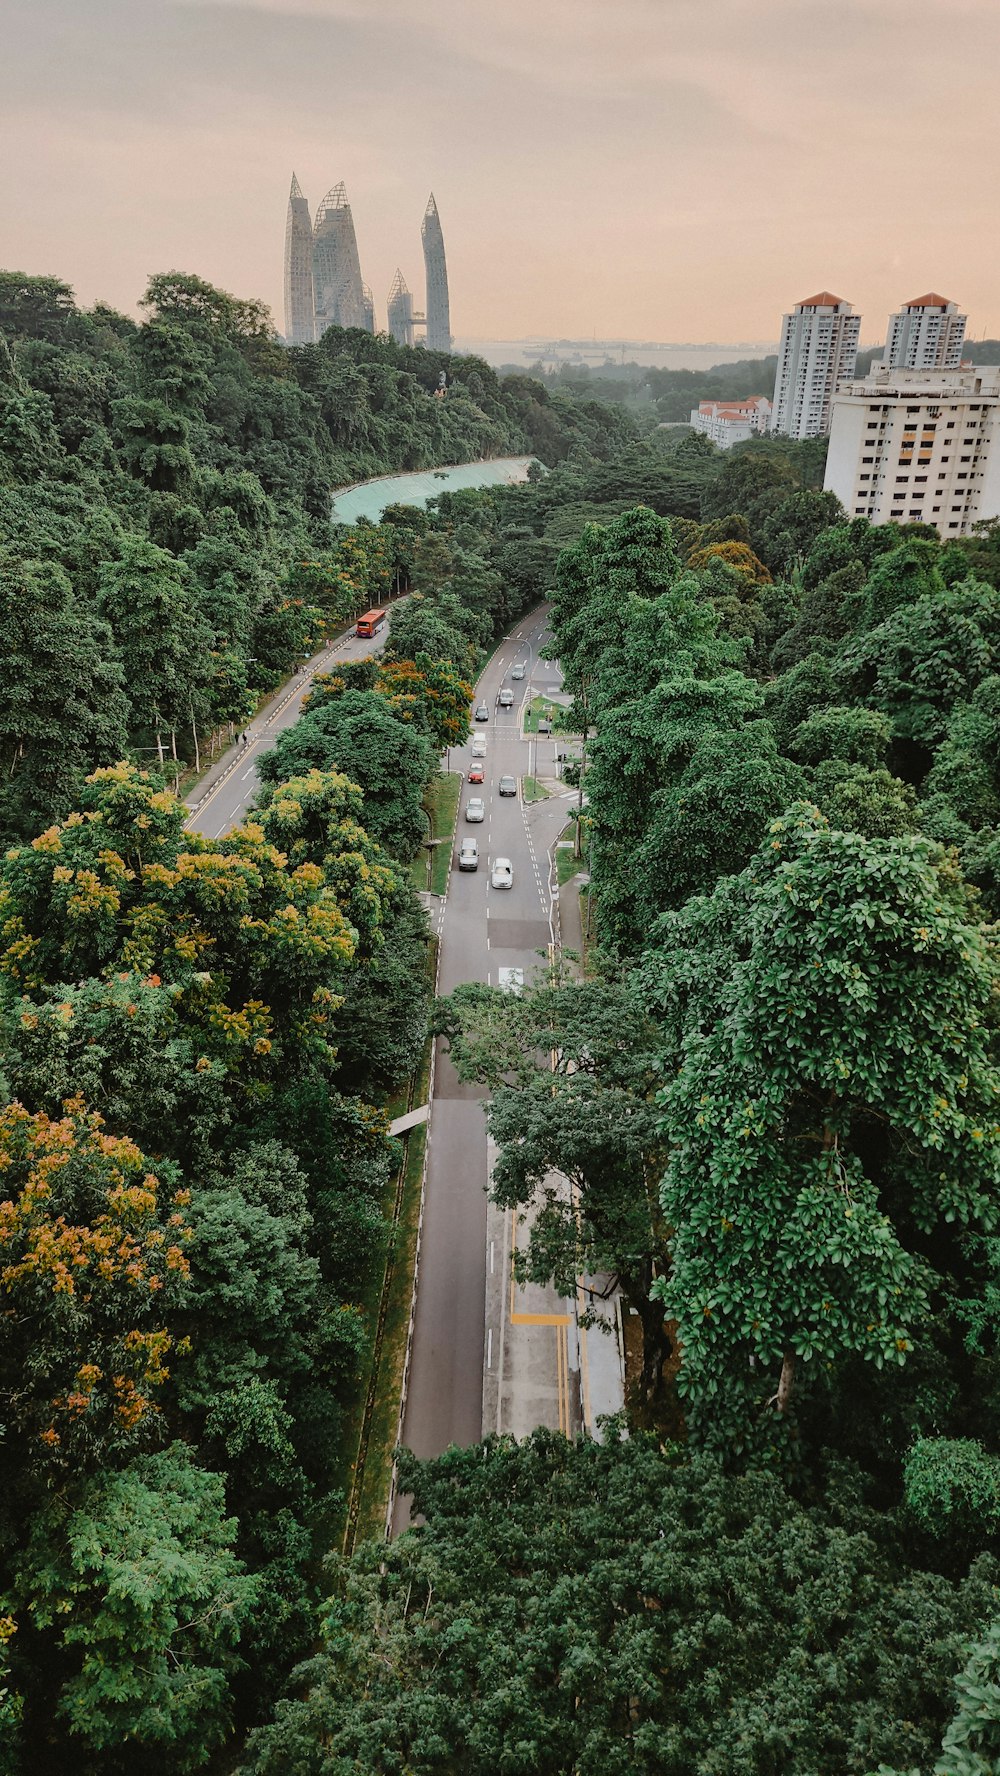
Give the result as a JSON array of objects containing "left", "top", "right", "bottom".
[
  {"left": 474, "top": 703, "right": 490, "bottom": 722},
  {"left": 498, "top": 775, "right": 517, "bottom": 797}
]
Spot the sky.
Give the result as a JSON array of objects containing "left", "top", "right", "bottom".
[{"left": 3, "top": 0, "right": 1000, "bottom": 344}]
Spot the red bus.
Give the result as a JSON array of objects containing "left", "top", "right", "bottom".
[{"left": 355, "top": 608, "right": 387, "bottom": 639}]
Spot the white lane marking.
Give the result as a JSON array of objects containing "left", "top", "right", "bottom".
[
  {"left": 487, "top": 1327, "right": 493, "bottom": 1369},
  {"left": 240, "top": 768, "right": 255, "bottom": 782}
]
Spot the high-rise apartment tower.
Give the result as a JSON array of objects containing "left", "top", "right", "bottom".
[
  {"left": 882, "top": 294, "right": 966, "bottom": 370},
  {"left": 283, "top": 173, "right": 315, "bottom": 345},
  {"left": 771, "top": 292, "right": 861, "bottom": 439},
  {"left": 421, "top": 193, "right": 451, "bottom": 351},
  {"left": 825, "top": 364, "right": 1000, "bottom": 535},
  {"left": 312, "top": 182, "right": 366, "bottom": 337},
  {"left": 387, "top": 270, "right": 415, "bottom": 347}
]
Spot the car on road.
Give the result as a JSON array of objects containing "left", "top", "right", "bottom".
[
  {"left": 498, "top": 966, "right": 524, "bottom": 993},
  {"left": 457, "top": 838, "right": 479, "bottom": 872},
  {"left": 538, "top": 719, "right": 552, "bottom": 735},
  {"left": 499, "top": 688, "right": 514, "bottom": 708},
  {"left": 471, "top": 735, "right": 487, "bottom": 758},
  {"left": 468, "top": 763, "right": 485, "bottom": 784},
  {"left": 498, "top": 774, "right": 517, "bottom": 797},
  {"left": 511, "top": 662, "right": 526, "bottom": 680},
  {"left": 465, "top": 797, "right": 485, "bottom": 823},
  {"left": 474, "top": 703, "right": 490, "bottom": 722},
  {"left": 491, "top": 857, "right": 513, "bottom": 890}
]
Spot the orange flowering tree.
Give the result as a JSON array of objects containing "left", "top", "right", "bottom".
[{"left": 0, "top": 1098, "right": 191, "bottom": 1478}]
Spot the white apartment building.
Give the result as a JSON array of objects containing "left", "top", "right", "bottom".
[
  {"left": 882, "top": 293, "right": 966, "bottom": 371},
  {"left": 689, "top": 395, "right": 772, "bottom": 449},
  {"left": 824, "top": 366, "right": 1000, "bottom": 535},
  {"left": 771, "top": 292, "right": 861, "bottom": 439}
]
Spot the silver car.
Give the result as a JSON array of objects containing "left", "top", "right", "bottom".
[
  {"left": 511, "top": 662, "right": 526, "bottom": 680},
  {"left": 458, "top": 838, "right": 479, "bottom": 871},
  {"left": 491, "top": 857, "right": 513, "bottom": 890},
  {"left": 465, "top": 797, "right": 485, "bottom": 823}
]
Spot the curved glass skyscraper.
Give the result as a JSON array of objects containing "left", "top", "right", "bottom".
[
  {"left": 387, "top": 269, "right": 414, "bottom": 346},
  {"left": 421, "top": 193, "right": 451, "bottom": 352},
  {"left": 283, "top": 173, "right": 315, "bottom": 344},
  {"left": 312, "top": 182, "right": 366, "bottom": 336}
]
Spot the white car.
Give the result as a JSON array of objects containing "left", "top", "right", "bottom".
[
  {"left": 458, "top": 838, "right": 479, "bottom": 872},
  {"left": 471, "top": 735, "right": 487, "bottom": 758},
  {"left": 511, "top": 662, "right": 526, "bottom": 680},
  {"left": 499, "top": 688, "right": 514, "bottom": 709},
  {"left": 465, "top": 797, "right": 485, "bottom": 823},
  {"left": 491, "top": 857, "right": 513, "bottom": 890}
]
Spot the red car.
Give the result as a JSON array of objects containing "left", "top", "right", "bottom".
[{"left": 468, "top": 763, "right": 485, "bottom": 784}]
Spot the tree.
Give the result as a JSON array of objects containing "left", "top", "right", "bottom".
[
  {"left": 13, "top": 1446, "right": 254, "bottom": 1767},
  {"left": 244, "top": 1432, "right": 999, "bottom": 1776},
  {"left": 0, "top": 556, "right": 128, "bottom": 841},
  {"left": 97, "top": 537, "right": 211, "bottom": 748},
  {"left": 0, "top": 764, "right": 372, "bottom": 1096},
  {"left": 434, "top": 968, "right": 671, "bottom": 1397},
  {"left": 838, "top": 578, "right": 1000, "bottom": 753},
  {"left": 255, "top": 690, "right": 434, "bottom": 859},
  {"left": 0, "top": 1099, "right": 191, "bottom": 1486},
  {"left": 640, "top": 806, "right": 1000, "bottom": 1449},
  {"left": 585, "top": 668, "right": 763, "bottom": 950},
  {"left": 374, "top": 653, "right": 473, "bottom": 749},
  {"left": 0, "top": 972, "right": 233, "bottom": 1173},
  {"left": 935, "top": 1616, "right": 1000, "bottom": 1775},
  {"left": 756, "top": 488, "right": 846, "bottom": 576},
  {"left": 904, "top": 1438, "right": 1000, "bottom": 1544}
]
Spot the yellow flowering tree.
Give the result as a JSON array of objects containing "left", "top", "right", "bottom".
[{"left": 0, "top": 1099, "right": 191, "bottom": 1479}]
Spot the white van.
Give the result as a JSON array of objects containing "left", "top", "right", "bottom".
[{"left": 499, "top": 688, "right": 514, "bottom": 709}]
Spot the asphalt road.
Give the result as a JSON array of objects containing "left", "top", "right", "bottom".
[
  {"left": 184, "top": 617, "right": 398, "bottom": 839},
  {"left": 182, "top": 604, "right": 574, "bottom": 1511},
  {"left": 397, "top": 614, "right": 573, "bottom": 1479}
]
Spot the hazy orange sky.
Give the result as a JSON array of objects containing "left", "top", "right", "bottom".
[{"left": 3, "top": 0, "right": 999, "bottom": 344}]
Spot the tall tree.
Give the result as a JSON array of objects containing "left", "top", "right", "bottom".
[
  {"left": 0, "top": 556, "right": 128, "bottom": 841},
  {"left": 640, "top": 806, "right": 1000, "bottom": 1449}
]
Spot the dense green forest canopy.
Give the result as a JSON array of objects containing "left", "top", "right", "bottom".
[
  {"left": 7, "top": 266, "right": 1000, "bottom": 1771},
  {"left": 0, "top": 268, "right": 634, "bottom": 845}
]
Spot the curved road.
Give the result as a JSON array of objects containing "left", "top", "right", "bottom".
[{"left": 184, "top": 618, "right": 400, "bottom": 839}]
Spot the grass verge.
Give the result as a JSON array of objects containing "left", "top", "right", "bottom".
[
  {"left": 352, "top": 1118, "right": 427, "bottom": 1541},
  {"left": 556, "top": 819, "right": 585, "bottom": 886},
  {"left": 337, "top": 949, "right": 436, "bottom": 1552},
  {"left": 523, "top": 695, "right": 575, "bottom": 736},
  {"left": 410, "top": 771, "right": 462, "bottom": 894},
  {"left": 522, "top": 775, "right": 550, "bottom": 804}
]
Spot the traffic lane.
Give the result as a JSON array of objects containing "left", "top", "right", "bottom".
[
  {"left": 396, "top": 793, "right": 492, "bottom": 1485},
  {"left": 401, "top": 1096, "right": 488, "bottom": 1460}
]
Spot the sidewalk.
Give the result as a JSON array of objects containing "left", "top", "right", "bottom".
[{"left": 554, "top": 857, "right": 626, "bottom": 1437}]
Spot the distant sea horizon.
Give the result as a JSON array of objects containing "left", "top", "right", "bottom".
[{"left": 453, "top": 338, "right": 782, "bottom": 372}]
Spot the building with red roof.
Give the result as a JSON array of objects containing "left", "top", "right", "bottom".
[
  {"left": 771, "top": 292, "right": 861, "bottom": 439},
  {"left": 882, "top": 294, "right": 966, "bottom": 371}
]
